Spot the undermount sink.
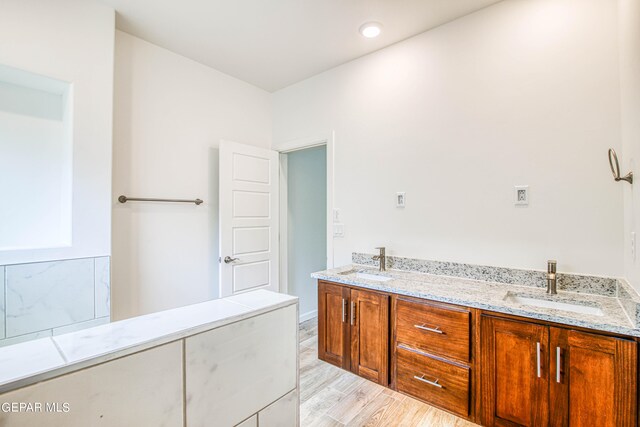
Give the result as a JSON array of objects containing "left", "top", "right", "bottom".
[
  {"left": 504, "top": 292, "right": 604, "bottom": 317},
  {"left": 355, "top": 272, "right": 393, "bottom": 282}
]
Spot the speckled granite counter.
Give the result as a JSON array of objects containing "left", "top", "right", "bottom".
[{"left": 312, "top": 265, "right": 640, "bottom": 338}]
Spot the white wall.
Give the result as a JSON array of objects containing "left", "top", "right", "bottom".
[
  {"left": 0, "top": 112, "right": 68, "bottom": 250},
  {"left": 273, "top": 0, "right": 624, "bottom": 276},
  {"left": 0, "top": 76, "right": 71, "bottom": 250},
  {"left": 620, "top": 0, "right": 640, "bottom": 290},
  {"left": 0, "top": 0, "right": 114, "bottom": 265},
  {"left": 112, "top": 31, "right": 272, "bottom": 320},
  {"left": 287, "top": 146, "right": 327, "bottom": 320}
]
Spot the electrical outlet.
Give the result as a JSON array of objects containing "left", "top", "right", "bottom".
[
  {"left": 632, "top": 232, "right": 636, "bottom": 261},
  {"left": 396, "top": 192, "right": 406, "bottom": 208},
  {"left": 514, "top": 185, "right": 529, "bottom": 206},
  {"left": 333, "top": 223, "right": 345, "bottom": 238}
]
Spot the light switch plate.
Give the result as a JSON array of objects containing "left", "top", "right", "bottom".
[
  {"left": 514, "top": 185, "right": 529, "bottom": 206},
  {"left": 333, "top": 208, "right": 341, "bottom": 223}
]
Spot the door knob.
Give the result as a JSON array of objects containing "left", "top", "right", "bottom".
[{"left": 224, "top": 256, "right": 239, "bottom": 264}]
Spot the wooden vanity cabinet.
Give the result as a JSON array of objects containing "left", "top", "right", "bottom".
[
  {"left": 317, "top": 281, "right": 351, "bottom": 369},
  {"left": 349, "top": 288, "right": 389, "bottom": 384},
  {"left": 317, "top": 281, "right": 389, "bottom": 385},
  {"left": 480, "top": 316, "right": 550, "bottom": 427},
  {"left": 549, "top": 328, "right": 637, "bottom": 427},
  {"left": 481, "top": 315, "right": 638, "bottom": 427},
  {"left": 319, "top": 279, "right": 639, "bottom": 426},
  {"left": 391, "top": 296, "right": 475, "bottom": 420}
]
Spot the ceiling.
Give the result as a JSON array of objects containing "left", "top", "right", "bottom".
[{"left": 101, "top": 0, "right": 503, "bottom": 92}]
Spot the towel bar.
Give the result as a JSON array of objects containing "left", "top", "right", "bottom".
[{"left": 118, "top": 195, "right": 203, "bottom": 205}]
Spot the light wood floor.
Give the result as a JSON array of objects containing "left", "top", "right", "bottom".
[{"left": 299, "top": 319, "right": 479, "bottom": 427}]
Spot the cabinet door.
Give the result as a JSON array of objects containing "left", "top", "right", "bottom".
[
  {"left": 350, "top": 288, "right": 389, "bottom": 385},
  {"left": 318, "top": 281, "right": 350, "bottom": 369},
  {"left": 481, "top": 316, "right": 549, "bottom": 427},
  {"left": 549, "top": 328, "right": 637, "bottom": 427}
]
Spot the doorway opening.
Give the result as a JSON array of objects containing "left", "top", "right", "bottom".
[{"left": 281, "top": 145, "right": 328, "bottom": 322}]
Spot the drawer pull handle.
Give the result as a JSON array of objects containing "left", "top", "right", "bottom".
[
  {"left": 414, "top": 324, "right": 443, "bottom": 334},
  {"left": 413, "top": 374, "right": 443, "bottom": 388},
  {"left": 351, "top": 301, "right": 356, "bottom": 326},
  {"left": 556, "top": 346, "right": 562, "bottom": 383}
]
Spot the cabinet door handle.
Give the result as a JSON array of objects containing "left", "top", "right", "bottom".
[
  {"left": 556, "top": 347, "right": 562, "bottom": 383},
  {"left": 536, "top": 342, "right": 541, "bottom": 378},
  {"left": 351, "top": 301, "right": 356, "bottom": 325},
  {"left": 414, "top": 324, "right": 443, "bottom": 334},
  {"left": 342, "top": 298, "right": 347, "bottom": 323},
  {"left": 413, "top": 374, "right": 443, "bottom": 388}
]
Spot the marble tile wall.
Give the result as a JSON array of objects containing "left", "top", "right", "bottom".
[
  {"left": 259, "top": 389, "right": 299, "bottom": 426},
  {"left": 0, "top": 342, "right": 184, "bottom": 427},
  {"left": 237, "top": 415, "right": 258, "bottom": 427},
  {"left": 185, "top": 304, "right": 298, "bottom": 426},
  {"left": 0, "top": 256, "right": 110, "bottom": 346},
  {"left": 95, "top": 257, "right": 110, "bottom": 318},
  {"left": 0, "top": 299, "right": 299, "bottom": 426}
]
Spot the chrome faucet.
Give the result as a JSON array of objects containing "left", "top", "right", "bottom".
[
  {"left": 372, "top": 247, "right": 386, "bottom": 272},
  {"left": 547, "top": 260, "right": 557, "bottom": 295}
]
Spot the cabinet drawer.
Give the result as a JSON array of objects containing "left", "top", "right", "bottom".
[
  {"left": 396, "top": 346, "right": 471, "bottom": 418},
  {"left": 395, "top": 298, "right": 471, "bottom": 362}
]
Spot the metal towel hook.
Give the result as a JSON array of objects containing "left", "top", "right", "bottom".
[{"left": 608, "top": 149, "right": 633, "bottom": 184}]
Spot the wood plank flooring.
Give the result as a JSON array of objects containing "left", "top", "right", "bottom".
[{"left": 298, "top": 319, "right": 479, "bottom": 427}]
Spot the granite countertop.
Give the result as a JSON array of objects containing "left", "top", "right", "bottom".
[
  {"left": 312, "top": 265, "right": 639, "bottom": 337},
  {"left": 0, "top": 290, "right": 298, "bottom": 394}
]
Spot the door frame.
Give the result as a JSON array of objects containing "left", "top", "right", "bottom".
[{"left": 277, "top": 131, "right": 335, "bottom": 300}]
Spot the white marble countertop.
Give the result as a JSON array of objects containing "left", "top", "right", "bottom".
[
  {"left": 312, "top": 265, "right": 639, "bottom": 337},
  {"left": 0, "top": 290, "right": 298, "bottom": 393}
]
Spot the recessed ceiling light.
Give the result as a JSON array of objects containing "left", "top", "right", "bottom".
[{"left": 359, "top": 22, "right": 382, "bottom": 38}]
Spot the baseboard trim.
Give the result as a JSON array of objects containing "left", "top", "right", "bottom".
[{"left": 299, "top": 310, "right": 318, "bottom": 323}]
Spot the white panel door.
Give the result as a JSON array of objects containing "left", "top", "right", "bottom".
[{"left": 219, "top": 140, "right": 279, "bottom": 297}]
